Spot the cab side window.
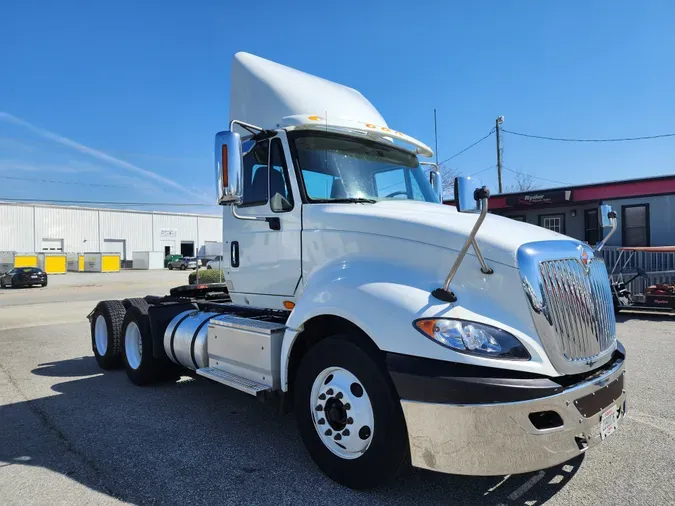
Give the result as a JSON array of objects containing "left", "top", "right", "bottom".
[
  {"left": 269, "top": 138, "right": 294, "bottom": 212},
  {"left": 241, "top": 140, "right": 269, "bottom": 207}
]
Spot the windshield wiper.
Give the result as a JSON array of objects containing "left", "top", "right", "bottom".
[{"left": 319, "top": 197, "right": 377, "bottom": 204}]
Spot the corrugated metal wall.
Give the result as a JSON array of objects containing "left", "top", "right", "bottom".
[
  {"left": 34, "top": 205, "right": 99, "bottom": 253},
  {"left": 0, "top": 203, "right": 223, "bottom": 257},
  {"left": 0, "top": 204, "right": 34, "bottom": 251},
  {"left": 100, "top": 210, "right": 153, "bottom": 257}
]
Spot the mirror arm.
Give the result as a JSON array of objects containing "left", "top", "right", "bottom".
[
  {"left": 432, "top": 191, "right": 491, "bottom": 303},
  {"left": 229, "top": 120, "right": 264, "bottom": 135},
  {"left": 471, "top": 238, "right": 493, "bottom": 275},
  {"left": 231, "top": 205, "right": 267, "bottom": 222},
  {"left": 231, "top": 207, "right": 280, "bottom": 231},
  {"left": 595, "top": 212, "right": 618, "bottom": 252}
]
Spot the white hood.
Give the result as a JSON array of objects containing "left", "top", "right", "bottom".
[{"left": 303, "top": 200, "right": 574, "bottom": 267}]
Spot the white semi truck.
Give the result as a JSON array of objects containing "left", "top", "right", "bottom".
[{"left": 89, "top": 52, "right": 626, "bottom": 489}]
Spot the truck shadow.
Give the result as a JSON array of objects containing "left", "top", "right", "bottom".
[{"left": 0, "top": 356, "right": 582, "bottom": 505}]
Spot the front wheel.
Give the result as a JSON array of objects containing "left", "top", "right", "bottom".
[
  {"left": 294, "top": 337, "right": 409, "bottom": 489},
  {"left": 180, "top": 264, "right": 186, "bottom": 271},
  {"left": 168, "top": 264, "right": 174, "bottom": 270}
]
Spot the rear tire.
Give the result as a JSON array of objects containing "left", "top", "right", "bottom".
[
  {"left": 294, "top": 337, "right": 409, "bottom": 489},
  {"left": 122, "top": 305, "right": 162, "bottom": 386},
  {"left": 90, "top": 300, "right": 126, "bottom": 369},
  {"left": 168, "top": 264, "right": 174, "bottom": 270},
  {"left": 124, "top": 297, "right": 149, "bottom": 312},
  {"left": 180, "top": 264, "right": 186, "bottom": 271},
  {"left": 206, "top": 265, "right": 212, "bottom": 270}
]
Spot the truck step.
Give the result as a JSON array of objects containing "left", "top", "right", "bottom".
[{"left": 196, "top": 367, "right": 271, "bottom": 397}]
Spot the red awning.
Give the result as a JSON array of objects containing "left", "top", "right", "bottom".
[{"left": 618, "top": 246, "right": 675, "bottom": 252}]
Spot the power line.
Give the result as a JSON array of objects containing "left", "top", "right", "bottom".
[
  {"left": 470, "top": 165, "right": 497, "bottom": 177},
  {"left": 0, "top": 174, "right": 211, "bottom": 197},
  {"left": 502, "top": 129, "right": 675, "bottom": 143},
  {"left": 1, "top": 175, "right": 139, "bottom": 190},
  {"left": 0, "top": 197, "right": 218, "bottom": 207},
  {"left": 502, "top": 166, "right": 570, "bottom": 185},
  {"left": 438, "top": 129, "right": 495, "bottom": 165}
]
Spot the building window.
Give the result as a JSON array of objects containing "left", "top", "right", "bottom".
[
  {"left": 539, "top": 214, "right": 565, "bottom": 234},
  {"left": 622, "top": 204, "right": 650, "bottom": 246},
  {"left": 510, "top": 215, "right": 526, "bottom": 222},
  {"left": 584, "top": 209, "right": 599, "bottom": 245}
]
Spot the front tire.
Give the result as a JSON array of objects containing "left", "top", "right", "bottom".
[
  {"left": 90, "top": 300, "right": 126, "bottom": 369},
  {"left": 180, "top": 264, "right": 186, "bottom": 271},
  {"left": 294, "top": 337, "right": 409, "bottom": 489},
  {"left": 122, "top": 305, "right": 162, "bottom": 386},
  {"left": 168, "top": 264, "right": 174, "bottom": 270}
]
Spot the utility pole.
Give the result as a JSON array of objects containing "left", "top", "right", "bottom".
[
  {"left": 496, "top": 115, "right": 504, "bottom": 193},
  {"left": 434, "top": 109, "right": 439, "bottom": 167}
]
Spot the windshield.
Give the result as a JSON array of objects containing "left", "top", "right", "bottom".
[{"left": 290, "top": 132, "right": 439, "bottom": 203}]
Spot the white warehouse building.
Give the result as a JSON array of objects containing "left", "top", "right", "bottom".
[{"left": 0, "top": 202, "right": 223, "bottom": 264}]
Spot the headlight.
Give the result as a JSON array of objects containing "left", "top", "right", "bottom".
[{"left": 413, "top": 318, "right": 530, "bottom": 360}]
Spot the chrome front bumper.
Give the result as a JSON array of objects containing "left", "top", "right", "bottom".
[{"left": 400, "top": 357, "right": 626, "bottom": 476}]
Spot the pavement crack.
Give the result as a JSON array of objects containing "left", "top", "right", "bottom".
[{"left": 0, "top": 358, "right": 125, "bottom": 501}]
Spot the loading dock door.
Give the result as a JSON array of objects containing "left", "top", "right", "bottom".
[
  {"left": 180, "top": 241, "right": 194, "bottom": 257},
  {"left": 103, "top": 239, "right": 127, "bottom": 261},
  {"left": 41, "top": 238, "right": 64, "bottom": 252}
]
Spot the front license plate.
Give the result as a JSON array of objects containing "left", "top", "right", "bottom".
[
  {"left": 601, "top": 405, "right": 618, "bottom": 439},
  {"left": 31, "top": 275, "right": 38, "bottom": 279}
]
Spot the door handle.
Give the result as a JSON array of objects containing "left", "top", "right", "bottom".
[{"left": 230, "top": 241, "right": 239, "bottom": 268}]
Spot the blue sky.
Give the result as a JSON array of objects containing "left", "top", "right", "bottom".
[{"left": 1, "top": 0, "right": 673, "bottom": 213}]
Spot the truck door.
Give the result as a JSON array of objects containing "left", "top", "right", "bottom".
[{"left": 225, "top": 133, "right": 302, "bottom": 298}]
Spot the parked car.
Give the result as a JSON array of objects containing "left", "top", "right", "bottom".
[
  {"left": 206, "top": 255, "right": 224, "bottom": 270},
  {"left": 0, "top": 267, "right": 48, "bottom": 288},
  {"left": 164, "top": 254, "right": 183, "bottom": 268},
  {"left": 167, "top": 257, "right": 198, "bottom": 271}
]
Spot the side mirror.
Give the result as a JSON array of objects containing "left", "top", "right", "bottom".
[
  {"left": 420, "top": 162, "right": 443, "bottom": 202},
  {"left": 429, "top": 170, "right": 443, "bottom": 202},
  {"left": 454, "top": 176, "right": 489, "bottom": 213},
  {"left": 595, "top": 204, "right": 618, "bottom": 252},
  {"left": 215, "top": 131, "right": 244, "bottom": 205},
  {"left": 599, "top": 204, "right": 616, "bottom": 228}
]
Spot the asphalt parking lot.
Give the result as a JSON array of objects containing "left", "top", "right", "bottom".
[{"left": 1, "top": 271, "right": 674, "bottom": 505}]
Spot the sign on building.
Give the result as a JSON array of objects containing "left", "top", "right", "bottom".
[{"left": 159, "top": 229, "right": 178, "bottom": 239}]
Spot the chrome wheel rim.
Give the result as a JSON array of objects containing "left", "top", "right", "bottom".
[
  {"left": 310, "top": 366, "right": 374, "bottom": 460},
  {"left": 125, "top": 322, "right": 143, "bottom": 369},
  {"left": 94, "top": 315, "right": 108, "bottom": 356}
]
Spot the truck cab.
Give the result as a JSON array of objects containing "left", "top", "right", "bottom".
[{"left": 89, "top": 52, "right": 626, "bottom": 490}]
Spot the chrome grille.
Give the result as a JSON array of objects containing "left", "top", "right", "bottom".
[{"left": 538, "top": 257, "right": 616, "bottom": 361}]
